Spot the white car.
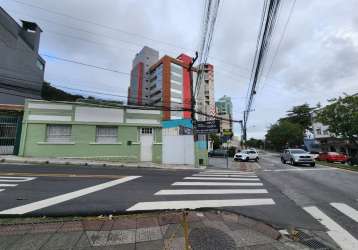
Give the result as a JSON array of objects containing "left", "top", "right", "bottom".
[{"left": 234, "top": 149, "right": 259, "bottom": 162}]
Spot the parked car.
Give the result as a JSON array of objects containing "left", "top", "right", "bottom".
[
  {"left": 234, "top": 149, "right": 259, "bottom": 162},
  {"left": 208, "top": 149, "right": 228, "bottom": 157},
  {"left": 318, "top": 152, "right": 348, "bottom": 163},
  {"left": 281, "top": 149, "right": 315, "bottom": 167},
  {"left": 309, "top": 152, "right": 320, "bottom": 160}
]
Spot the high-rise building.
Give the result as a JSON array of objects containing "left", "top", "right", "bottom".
[
  {"left": 216, "top": 95, "right": 233, "bottom": 134},
  {"left": 195, "top": 64, "right": 215, "bottom": 121},
  {"left": 148, "top": 53, "right": 195, "bottom": 120},
  {"left": 128, "top": 46, "right": 159, "bottom": 105},
  {"left": 0, "top": 7, "right": 45, "bottom": 104}
]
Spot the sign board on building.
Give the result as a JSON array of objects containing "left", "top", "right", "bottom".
[
  {"left": 194, "top": 120, "right": 220, "bottom": 134},
  {"left": 179, "top": 126, "right": 193, "bottom": 135},
  {"left": 223, "top": 129, "right": 233, "bottom": 137}
]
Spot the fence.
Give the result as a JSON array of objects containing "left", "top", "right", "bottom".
[{"left": 0, "top": 115, "right": 21, "bottom": 155}]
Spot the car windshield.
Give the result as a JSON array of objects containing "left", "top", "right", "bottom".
[
  {"left": 290, "top": 149, "right": 306, "bottom": 154},
  {"left": 329, "top": 152, "right": 340, "bottom": 155}
]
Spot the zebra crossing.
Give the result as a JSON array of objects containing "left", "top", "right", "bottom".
[
  {"left": 0, "top": 176, "right": 36, "bottom": 193},
  {"left": 303, "top": 203, "right": 358, "bottom": 250},
  {"left": 127, "top": 170, "right": 275, "bottom": 211}
]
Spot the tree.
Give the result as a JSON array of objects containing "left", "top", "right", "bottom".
[
  {"left": 283, "top": 103, "right": 315, "bottom": 130},
  {"left": 316, "top": 95, "right": 358, "bottom": 152},
  {"left": 209, "top": 134, "right": 221, "bottom": 149},
  {"left": 246, "top": 138, "right": 264, "bottom": 149},
  {"left": 265, "top": 120, "right": 304, "bottom": 151}
]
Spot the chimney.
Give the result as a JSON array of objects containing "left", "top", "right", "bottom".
[{"left": 20, "top": 20, "right": 42, "bottom": 52}]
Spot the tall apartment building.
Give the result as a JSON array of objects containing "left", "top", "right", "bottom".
[
  {"left": 148, "top": 53, "right": 195, "bottom": 120},
  {"left": 216, "top": 95, "right": 233, "bottom": 133},
  {"left": 0, "top": 7, "right": 45, "bottom": 104},
  {"left": 195, "top": 64, "right": 215, "bottom": 121},
  {"left": 128, "top": 46, "right": 159, "bottom": 105}
]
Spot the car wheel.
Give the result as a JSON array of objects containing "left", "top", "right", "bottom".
[
  {"left": 310, "top": 162, "right": 315, "bottom": 167},
  {"left": 281, "top": 157, "right": 286, "bottom": 164},
  {"left": 234, "top": 158, "right": 238, "bottom": 162},
  {"left": 341, "top": 161, "right": 346, "bottom": 164},
  {"left": 255, "top": 157, "right": 259, "bottom": 162},
  {"left": 246, "top": 157, "right": 249, "bottom": 162},
  {"left": 290, "top": 159, "right": 297, "bottom": 166}
]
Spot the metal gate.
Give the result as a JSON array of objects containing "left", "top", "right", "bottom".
[{"left": 0, "top": 116, "right": 21, "bottom": 155}]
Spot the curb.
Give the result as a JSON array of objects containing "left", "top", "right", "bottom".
[{"left": 0, "top": 157, "right": 206, "bottom": 171}]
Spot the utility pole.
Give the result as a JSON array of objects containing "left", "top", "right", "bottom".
[{"left": 189, "top": 52, "right": 199, "bottom": 167}]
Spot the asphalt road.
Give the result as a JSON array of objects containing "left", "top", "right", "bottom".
[{"left": 1, "top": 154, "right": 358, "bottom": 249}]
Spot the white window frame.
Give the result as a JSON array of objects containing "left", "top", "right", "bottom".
[
  {"left": 46, "top": 124, "right": 72, "bottom": 143},
  {"left": 96, "top": 126, "right": 118, "bottom": 143},
  {"left": 141, "top": 127, "right": 153, "bottom": 135}
]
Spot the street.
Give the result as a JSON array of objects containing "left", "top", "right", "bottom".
[{"left": 1, "top": 153, "right": 358, "bottom": 248}]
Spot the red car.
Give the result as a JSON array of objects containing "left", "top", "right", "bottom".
[{"left": 318, "top": 152, "right": 348, "bottom": 163}]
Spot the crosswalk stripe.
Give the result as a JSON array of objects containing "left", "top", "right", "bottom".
[
  {"left": 205, "top": 171, "right": 254, "bottom": 174},
  {"left": 193, "top": 174, "right": 257, "bottom": 178},
  {"left": 303, "top": 206, "right": 358, "bottom": 250},
  {"left": 330, "top": 203, "right": 358, "bottom": 223},
  {"left": 0, "top": 189, "right": 4, "bottom": 192},
  {"left": 154, "top": 189, "right": 268, "bottom": 195},
  {"left": 0, "top": 177, "right": 36, "bottom": 182},
  {"left": 184, "top": 177, "right": 260, "bottom": 181},
  {"left": 127, "top": 198, "right": 275, "bottom": 211},
  {"left": 0, "top": 184, "right": 17, "bottom": 187},
  {"left": 172, "top": 182, "right": 263, "bottom": 186},
  {"left": 0, "top": 176, "right": 141, "bottom": 215}
]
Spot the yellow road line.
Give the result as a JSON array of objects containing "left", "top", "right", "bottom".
[{"left": 0, "top": 172, "right": 124, "bottom": 179}]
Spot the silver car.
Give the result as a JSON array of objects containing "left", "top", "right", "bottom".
[{"left": 281, "top": 149, "right": 315, "bottom": 167}]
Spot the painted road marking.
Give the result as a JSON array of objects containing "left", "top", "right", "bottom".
[
  {"left": 127, "top": 198, "right": 275, "bottom": 211},
  {"left": 0, "top": 184, "right": 18, "bottom": 187},
  {"left": 263, "top": 168, "right": 336, "bottom": 172},
  {"left": 184, "top": 177, "right": 260, "bottom": 181},
  {"left": 172, "top": 182, "right": 263, "bottom": 186},
  {"left": 330, "top": 203, "right": 358, "bottom": 223},
  {"left": 0, "top": 189, "right": 4, "bottom": 192},
  {"left": 155, "top": 189, "right": 268, "bottom": 195},
  {"left": 193, "top": 174, "right": 257, "bottom": 178},
  {"left": 0, "top": 176, "right": 141, "bottom": 215},
  {"left": 303, "top": 206, "right": 358, "bottom": 250},
  {"left": 0, "top": 176, "right": 36, "bottom": 182},
  {"left": 0, "top": 172, "right": 124, "bottom": 179},
  {"left": 205, "top": 171, "right": 255, "bottom": 174}
]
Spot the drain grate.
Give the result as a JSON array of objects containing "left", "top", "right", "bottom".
[
  {"left": 292, "top": 230, "right": 331, "bottom": 250},
  {"left": 189, "top": 227, "right": 236, "bottom": 250}
]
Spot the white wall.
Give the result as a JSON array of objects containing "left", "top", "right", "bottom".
[{"left": 163, "top": 135, "right": 194, "bottom": 165}]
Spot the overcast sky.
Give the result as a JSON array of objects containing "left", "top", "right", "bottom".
[{"left": 2, "top": 0, "right": 357, "bottom": 138}]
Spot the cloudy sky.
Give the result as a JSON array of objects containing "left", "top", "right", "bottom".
[{"left": 2, "top": 0, "right": 357, "bottom": 138}]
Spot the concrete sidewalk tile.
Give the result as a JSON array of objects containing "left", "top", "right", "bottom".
[
  {"left": 0, "top": 224, "right": 33, "bottom": 235},
  {"left": 159, "top": 212, "right": 182, "bottom": 225},
  {"left": 86, "top": 231, "right": 110, "bottom": 246},
  {"left": 253, "top": 223, "right": 281, "bottom": 240},
  {"left": 30, "top": 222, "right": 63, "bottom": 234},
  {"left": 237, "top": 243, "right": 278, "bottom": 250},
  {"left": 230, "top": 229, "right": 275, "bottom": 247},
  {"left": 82, "top": 220, "right": 104, "bottom": 231},
  {"left": 163, "top": 223, "right": 184, "bottom": 239},
  {"left": 101, "top": 220, "right": 114, "bottom": 231},
  {"left": 135, "top": 239, "right": 164, "bottom": 250},
  {"left": 112, "top": 218, "right": 136, "bottom": 229},
  {"left": 237, "top": 215, "right": 259, "bottom": 228},
  {"left": 186, "top": 212, "right": 202, "bottom": 222},
  {"left": 221, "top": 211, "right": 239, "bottom": 223},
  {"left": 135, "top": 226, "right": 163, "bottom": 242},
  {"left": 163, "top": 237, "right": 185, "bottom": 250},
  {"left": 202, "top": 219, "right": 231, "bottom": 232},
  {"left": 0, "top": 235, "right": 23, "bottom": 249},
  {"left": 136, "top": 216, "right": 159, "bottom": 228},
  {"left": 8, "top": 232, "right": 52, "bottom": 250},
  {"left": 74, "top": 232, "right": 92, "bottom": 249},
  {"left": 41, "top": 231, "right": 82, "bottom": 250},
  {"left": 59, "top": 221, "right": 83, "bottom": 232},
  {"left": 106, "top": 229, "right": 136, "bottom": 245},
  {"left": 204, "top": 211, "right": 223, "bottom": 221}
]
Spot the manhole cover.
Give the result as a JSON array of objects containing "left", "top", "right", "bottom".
[{"left": 189, "top": 227, "right": 236, "bottom": 250}]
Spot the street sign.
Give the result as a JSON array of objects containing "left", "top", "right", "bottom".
[
  {"left": 194, "top": 120, "right": 220, "bottom": 134},
  {"left": 179, "top": 126, "right": 193, "bottom": 135},
  {"left": 223, "top": 129, "right": 233, "bottom": 137}
]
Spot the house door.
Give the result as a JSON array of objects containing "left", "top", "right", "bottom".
[{"left": 140, "top": 128, "right": 153, "bottom": 162}]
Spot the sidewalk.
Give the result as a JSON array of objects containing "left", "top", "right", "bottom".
[
  {"left": 0, "top": 155, "right": 206, "bottom": 170},
  {"left": 0, "top": 210, "right": 307, "bottom": 250}
]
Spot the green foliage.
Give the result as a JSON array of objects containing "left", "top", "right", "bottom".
[
  {"left": 42, "top": 82, "right": 83, "bottom": 101},
  {"left": 246, "top": 138, "right": 264, "bottom": 149},
  {"left": 316, "top": 95, "right": 358, "bottom": 147},
  {"left": 265, "top": 120, "right": 304, "bottom": 151},
  {"left": 209, "top": 133, "right": 221, "bottom": 149},
  {"left": 227, "top": 146, "right": 237, "bottom": 157},
  {"left": 282, "top": 103, "right": 315, "bottom": 129}
]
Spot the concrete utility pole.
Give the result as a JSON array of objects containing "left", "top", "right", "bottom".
[{"left": 189, "top": 52, "right": 199, "bottom": 166}]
